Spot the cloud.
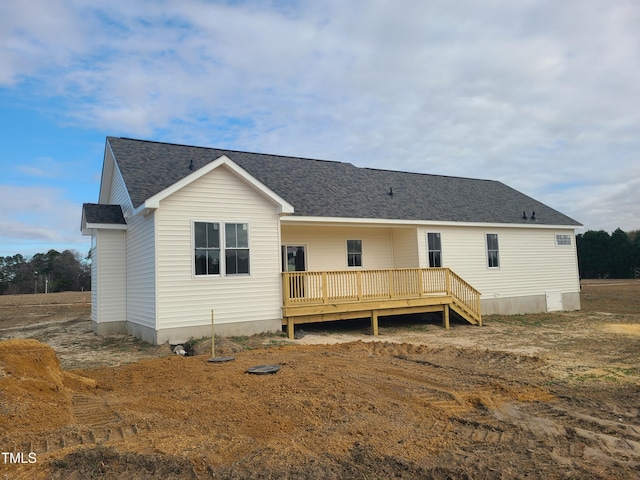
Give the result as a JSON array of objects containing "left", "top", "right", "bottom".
[
  {"left": 0, "top": 185, "right": 88, "bottom": 256},
  {"left": 17, "top": 157, "right": 66, "bottom": 178},
  {"left": 1, "top": 0, "right": 639, "bottom": 233}
]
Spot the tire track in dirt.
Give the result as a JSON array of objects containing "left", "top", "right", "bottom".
[
  {"left": 528, "top": 402, "right": 640, "bottom": 468},
  {"left": 5, "top": 394, "right": 152, "bottom": 458}
]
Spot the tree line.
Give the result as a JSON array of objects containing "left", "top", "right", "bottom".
[
  {"left": 577, "top": 229, "right": 640, "bottom": 279},
  {"left": 0, "top": 249, "right": 90, "bottom": 295}
]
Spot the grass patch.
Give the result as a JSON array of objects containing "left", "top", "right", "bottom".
[
  {"left": 226, "top": 332, "right": 288, "bottom": 351},
  {"left": 486, "top": 313, "right": 565, "bottom": 327}
]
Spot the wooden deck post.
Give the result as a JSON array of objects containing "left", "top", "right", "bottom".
[
  {"left": 371, "top": 310, "right": 379, "bottom": 336},
  {"left": 443, "top": 305, "right": 450, "bottom": 329},
  {"left": 445, "top": 269, "right": 451, "bottom": 295},
  {"left": 322, "top": 272, "right": 328, "bottom": 303},
  {"left": 287, "top": 318, "right": 295, "bottom": 339}
]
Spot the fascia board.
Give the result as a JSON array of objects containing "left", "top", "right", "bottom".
[
  {"left": 281, "top": 216, "right": 582, "bottom": 230},
  {"left": 99, "top": 141, "right": 135, "bottom": 214},
  {"left": 81, "top": 222, "right": 127, "bottom": 236},
  {"left": 141, "top": 155, "right": 295, "bottom": 214}
]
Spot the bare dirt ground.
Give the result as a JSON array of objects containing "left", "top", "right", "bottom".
[{"left": 1, "top": 280, "right": 639, "bottom": 479}]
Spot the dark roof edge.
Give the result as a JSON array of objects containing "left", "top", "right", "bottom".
[
  {"left": 109, "top": 136, "right": 497, "bottom": 183},
  {"left": 110, "top": 136, "right": 350, "bottom": 167}
]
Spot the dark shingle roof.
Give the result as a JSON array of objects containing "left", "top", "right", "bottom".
[
  {"left": 107, "top": 137, "right": 581, "bottom": 226},
  {"left": 83, "top": 203, "right": 126, "bottom": 225}
]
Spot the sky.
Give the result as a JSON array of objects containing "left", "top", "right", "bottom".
[{"left": 1, "top": 0, "right": 639, "bottom": 257}]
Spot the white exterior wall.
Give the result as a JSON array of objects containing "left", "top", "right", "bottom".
[
  {"left": 105, "top": 159, "right": 157, "bottom": 334},
  {"left": 107, "top": 160, "right": 133, "bottom": 214},
  {"left": 392, "top": 228, "right": 419, "bottom": 268},
  {"left": 281, "top": 225, "right": 395, "bottom": 270},
  {"left": 90, "top": 233, "right": 98, "bottom": 322},
  {"left": 154, "top": 165, "right": 282, "bottom": 339},
  {"left": 93, "top": 229, "right": 126, "bottom": 324},
  {"left": 125, "top": 212, "right": 156, "bottom": 330},
  {"left": 282, "top": 221, "right": 580, "bottom": 315},
  {"left": 417, "top": 225, "right": 580, "bottom": 300}
]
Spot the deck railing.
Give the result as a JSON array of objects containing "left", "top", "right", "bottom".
[{"left": 282, "top": 268, "right": 481, "bottom": 321}]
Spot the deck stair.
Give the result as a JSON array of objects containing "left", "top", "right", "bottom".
[{"left": 282, "top": 268, "right": 481, "bottom": 339}]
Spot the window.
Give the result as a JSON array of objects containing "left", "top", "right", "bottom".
[
  {"left": 195, "top": 222, "right": 220, "bottom": 275},
  {"left": 347, "top": 240, "right": 362, "bottom": 267},
  {"left": 282, "top": 245, "right": 306, "bottom": 272},
  {"left": 486, "top": 233, "right": 500, "bottom": 268},
  {"left": 225, "top": 223, "right": 250, "bottom": 275},
  {"left": 556, "top": 234, "right": 571, "bottom": 246},
  {"left": 427, "top": 232, "right": 442, "bottom": 267}
]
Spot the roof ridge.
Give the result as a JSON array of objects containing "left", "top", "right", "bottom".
[
  {"left": 359, "top": 165, "right": 494, "bottom": 183},
  {"left": 112, "top": 136, "right": 351, "bottom": 167}
]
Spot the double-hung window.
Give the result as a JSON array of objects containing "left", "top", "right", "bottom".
[
  {"left": 427, "top": 232, "right": 442, "bottom": 267},
  {"left": 486, "top": 233, "right": 500, "bottom": 268},
  {"left": 194, "top": 222, "right": 220, "bottom": 275},
  {"left": 555, "top": 234, "right": 571, "bottom": 246},
  {"left": 347, "top": 240, "right": 362, "bottom": 267},
  {"left": 225, "top": 223, "right": 250, "bottom": 275}
]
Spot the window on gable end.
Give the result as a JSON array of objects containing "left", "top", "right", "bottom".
[
  {"left": 194, "top": 222, "right": 220, "bottom": 275},
  {"left": 225, "top": 223, "right": 250, "bottom": 275}
]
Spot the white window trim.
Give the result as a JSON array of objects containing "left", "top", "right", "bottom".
[
  {"left": 555, "top": 234, "right": 572, "bottom": 247},
  {"left": 224, "top": 221, "right": 251, "bottom": 276},
  {"left": 426, "top": 232, "right": 443, "bottom": 268},
  {"left": 192, "top": 220, "right": 251, "bottom": 278},
  {"left": 282, "top": 244, "right": 308, "bottom": 272},
  {"left": 346, "top": 239, "right": 363, "bottom": 268},
  {"left": 192, "top": 220, "right": 222, "bottom": 278},
  {"left": 485, "top": 232, "right": 500, "bottom": 269}
]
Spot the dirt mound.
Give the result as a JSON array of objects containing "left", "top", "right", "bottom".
[{"left": 0, "top": 339, "right": 95, "bottom": 433}]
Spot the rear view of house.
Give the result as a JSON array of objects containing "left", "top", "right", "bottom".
[{"left": 82, "top": 137, "right": 581, "bottom": 344}]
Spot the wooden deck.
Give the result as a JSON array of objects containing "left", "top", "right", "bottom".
[{"left": 282, "top": 268, "right": 481, "bottom": 339}]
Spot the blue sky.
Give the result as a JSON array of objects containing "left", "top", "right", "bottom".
[{"left": 1, "top": 0, "right": 639, "bottom": 257}]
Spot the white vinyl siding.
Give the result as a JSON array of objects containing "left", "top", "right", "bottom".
[
  {"left": 93, "top": 229, "right": 126, "bottom": 324},
  {"left": 90, "top": 233, "right": 98, "bottom": 322},
  {"left": 418, "top": 226, "right": 580, "bottom": 299},
  {"left": 125, "top": 211, "right": 156, "bottom": 329},
  {"left": 155, "top": 164, "right": 282, "bottom": 330},
  {"left": 281, "top": 225, "right": 395, "bottom": 270},
  {"left": 391, "top": 228, "right": 418, "bottom": 268}
]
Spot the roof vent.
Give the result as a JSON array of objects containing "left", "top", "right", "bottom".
[
  {"left": 189, "top": 159, "right": 195, "bottom": 171},
  {"left": 388, "top": 187, "right": 394, "bottom": 197},
  {"left": 531, "top": 211, "right": 536, "bottom": 221},
  {"left": 522, "top": 211, "right": 527, "bottom": 220}
]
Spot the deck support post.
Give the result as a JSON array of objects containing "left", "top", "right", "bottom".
[
  {"left": 443, "top": 305, "right": 450, "bottom": 329},
  {"left": 287, "top": 318, "right": 295, "bottom": 339},
  {"left": 371, "top": 310, "right": 379, "bottom": 336}
]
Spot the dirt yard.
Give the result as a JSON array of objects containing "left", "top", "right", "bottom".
[{"left": 0, "top": 280, "right": 639, "bottom": 479}]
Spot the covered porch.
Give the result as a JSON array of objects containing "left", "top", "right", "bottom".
[{"left": 282, "top": 268, "right": 481, "bottom": 339}]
